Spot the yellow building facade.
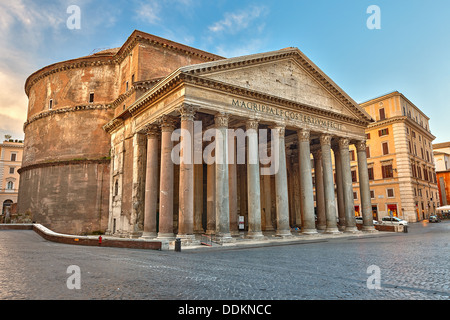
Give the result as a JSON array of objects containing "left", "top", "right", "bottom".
[
  {"left": 0, "top": 138, "right": 24, "bottom": 220},
  {"left": 351, "top": 92, "right": 439, "bottom": 222}
]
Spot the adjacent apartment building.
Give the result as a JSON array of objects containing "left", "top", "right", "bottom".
[
  {"left": 351, "top": 91, "right": 439, "bottom": 222},
  {"left": 0, "top": 138, "right": 24, "bottom": 220},
  {"left": 433, "top": 142, "right": 450, "bottom": 206}
]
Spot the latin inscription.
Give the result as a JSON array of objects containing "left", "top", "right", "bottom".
[{"left": 232, "top": 99, "right": 342, "bottom": 130}]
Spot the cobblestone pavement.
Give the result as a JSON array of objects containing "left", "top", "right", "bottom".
[{"left": 1, "top": 221, "right": 449, "bottom": 300}]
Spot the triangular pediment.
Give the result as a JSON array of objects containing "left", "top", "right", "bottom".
[{"left": 180, "top": 48, "right": 372, "bottom": 123}]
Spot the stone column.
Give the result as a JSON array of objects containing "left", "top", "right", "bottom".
[
  {"left": 215, "top": 113, "right": 233, "bottom": 242},
  {"left": 157, "top": 115, "right": 177, "bottom": 240},
  {"left": 206, "top": 159, "right": 216, "bottom": 234},
  {"left": 246, "top": 119, "right": 264, "bottom": 239},
  {"left": 339, "top": 138, "right": 358, "bottom": 233},
  {"left": 298, "top": 129, "right": 317, "bottom": 234},
  {"left": 320, "top": 134, "right": 340, "bottom": 234},
  {"left": 312, "top": 149, "right": 326, "bottom": 230},
  {"left": 228, "top": 132, "right": 239, "bottom": 235},
  {"left": 272, "top": 125, "right": 292, "bottom": 237},
  {"left": 332, "top": 145, "right": 346, "bottom": 230},
  {"left": 356, "top": 140, "right": 377, "bottom": 232},
  {"left": 130, "top": 132, "right": 147, "bottom": 238},
  {"left": 141, "top": 124, "right": 160, "bottom": 239},
  {"left": 177, "top": 105, "right": 197, "bottom": 242}
]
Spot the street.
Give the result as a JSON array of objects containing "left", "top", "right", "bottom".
[{"left": 0, "top": 221, "right": 449, "bottom": 301}]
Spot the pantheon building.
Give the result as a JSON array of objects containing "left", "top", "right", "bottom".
[{"left": 18, "top": 30, "right": 376, "bottom": 240}]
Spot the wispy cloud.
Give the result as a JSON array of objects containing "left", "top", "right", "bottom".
[
  {"left": 136, "top": 0, "right": 161, "bottom": 24},
  {"left": 208, "top": 5, "right": 269, "bottom": 34}
]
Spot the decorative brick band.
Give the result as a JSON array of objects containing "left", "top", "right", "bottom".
[{"left": 18, "top": 158, "right": 111, "bottom": 174}]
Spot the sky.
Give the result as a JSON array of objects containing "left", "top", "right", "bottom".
[{"left": 0, "top": 0, "right": 449, "bottom": 143}]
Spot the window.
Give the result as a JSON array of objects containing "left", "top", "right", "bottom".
[
  {"left": 49, "top": 99, "right": 53, "bottom": 110},
  {"left": 378, "top": 128, "right": 389, "bottom": 136},
  {"left": 10, "top": 153, "right": 16, "bottom": 162},
  {"left": 382, "top": 164, "right": 394, "bottom": 178},
  {"left": 379, "top": 108, "right": 386, "bottom": 121},
  {"left": 126, "top": 81, "right": 129, "bottom": 91},
  {"left": 350, "top": 150, "right": 355, "bottom": 161},
  {"left": 89, "top": 93, "right": 94, "bottom": 103},
  {"left": 408, "top": 141, "right": 412, "bottom": 154},
  {"left": 132, "top": 74, "right": 135, "bottom": 83},
  {"left": 366, "top": 133, "right": 371, "bottom": 140},
  {"left": 382, "top": 142, "right": 389, "bottom": 155},
  {"left": 368, "top": 167, "right": 374, "bottom": 180},
  {"left": 114, "top": 180, "right": 119, "bottom": 196},
  {"left": 366, "top": 146, "right": 371, "bottom": 159},
  {"left": 370, "top": 190, "right": 375, "bottom": 199},
  {"left": 351, "top": 170, "right": 357, "bottom": 182},
  {"left": 353, "top": 192, "right": 358, "bottom": 200},
  {"left": 387, "top": 189, "right": 394, "bottom": 198},
  {"left": 6, "top": 181, "right": 13, "bottom": 190},
  {"left": 9, "top": 167, "right": 14, "bottom": 174}
]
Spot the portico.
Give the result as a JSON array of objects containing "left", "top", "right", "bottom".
[{"left": 104, "top": 48, "right": 377, "bottom": 241}]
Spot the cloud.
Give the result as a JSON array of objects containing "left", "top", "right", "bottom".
[
  {"left": 136, "top": 0, "right": 161, "bottom": 24},
  {"left": 208, "top": 5, "right": 269, "bottom": 34}
]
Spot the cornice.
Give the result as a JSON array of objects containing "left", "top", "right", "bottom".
[
  {"left": 23, "top": 104, "right": 113, "bottom": 130},
  {"left": 25, "top": 56, "right": 115, "bottom": 96},
  {"left": 367, "top": 115, "right": 436, "bottom": 140},
  {"left": 18, "top": 158, "right": 110, "bottom": 174},
  {"left": 24, "top": 30, "right": 223, "bottom": 97}
]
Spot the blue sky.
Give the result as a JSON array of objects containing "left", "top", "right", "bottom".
[{"left": 1, "top": 0, "right": 449, "bottom": 143}]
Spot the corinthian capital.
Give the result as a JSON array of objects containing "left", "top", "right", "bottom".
[
  {"left": 215, "top": 112, "right": 229, "bottom": 128},
  {"left": 297, "top": 129, "right": 310, "bottom": 142},
  {"left": 178, "top": 104, "right": 197, "bottom": 121},
  {"left": 320, "top": 134, "right": 332, "bottom": 146},
  {"left": 338, "top": 137, "right": 349, "bottom": 149},
  {"left": 246, "top": 119, "right": 259, "bottom": 131},
  {"left": 158, "top": 115, "right": 177, "bottom": 132},
  {"left": 355, "top": 140, "right": 367, "bottom": 152}
]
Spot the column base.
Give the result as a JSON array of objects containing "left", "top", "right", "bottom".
[
  {"left": 157, "top": 233, "right": 176, "bottom": 240},
  {"left": 274, "top": 230, "right": 294, "bottom": 238},
  {"left": 140, "top": 231, "right": 157, "bottom": 240},
  {"left": 245, "top": 231, "right": 266, "bottom": 240},
  {"left": 324, "top": 227, "right": 341, "bottom": 234},
  {"left": 301, "top": 229, "right": 318, "bottom": 235},
  {"left": 362, "top": 226, "right": 378, "bottom": 233},
  {"left": 176, "top": 234, "right": 201, "bottom": 246},
  {"left": 317, "top": 224, "right": 326, "bottom": 230},
  {"left": 215, "top": 233, "right": 235, "bottom": 244},
  {"left": 344, "top": 226, "right": 360, "bottom": 234}
]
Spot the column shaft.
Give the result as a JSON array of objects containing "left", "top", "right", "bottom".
[
  {"left": 313, "top": 149, "right": 326, "bottom": 230},
  {"left": 272, "top": 126, "right": 292, "bottom": 237},
  {"left": 333, "top": 145, "right": 346, "bottom": 230},
  {"left": 356, "top": 140, "right": 376, "bottom": 232},
  {"left": 177, "top": 105, "right": 196, "bottom": 241},
  {"left": 339, "top": 138, "right": 358, "bottom": 233},
  {"left": 158, "top": 116, "right": 177, "bottom": 239},
  {"left": 320, "top": 135, "right": 340, "bottom": 234},
  {"left": 246, "top": 119, "right": 264, "bottom": 239},
  {"left": 215, "top": 113, "right": 232, "bottom": 240},
  {"left": 298, "top": 130, "right": 317, "bottom": 234},
  {"left": 142, "top": 124, "right": 159, "bottom": 239}
]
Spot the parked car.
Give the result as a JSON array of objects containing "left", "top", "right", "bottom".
[
  {"left": 429, "top": 215, "right": 441, "bottom": 223},
  {"left": 355, "top": 216, "right": 379, "bottom": 225},
  {"left": 381, "top": 216, "right": 408, "bottom": 226}
]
